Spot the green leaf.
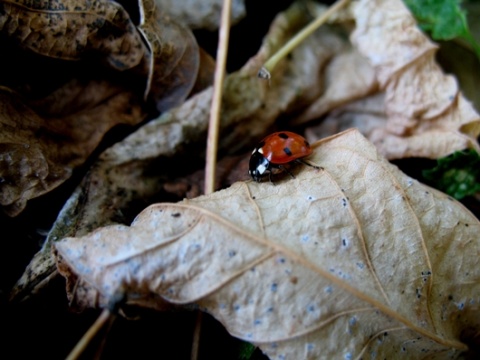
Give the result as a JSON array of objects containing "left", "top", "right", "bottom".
[
  {"left": 404, "top": 0, "right": 480, "bottom": 59},
  {"left": 422, "top": 149, "right": 480, "bottom": 199},
  {"left": 237, "top": 341, "right": 256, "bottom": 360}
]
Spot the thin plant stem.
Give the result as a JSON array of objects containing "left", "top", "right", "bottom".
[
  {"left": 194, "top": 1, "right": 233, "bottom": 359},
  {"left": 190, "top": 311, "right": 203, "bottom": 360},
  {"left": 261, "top": 0, "right": 350, "bottom": 76},
  {"left": 204, "top": 0, "right": 233, "bottom": 195},
  {"left": 65, "top": 308, "right": 113, "bottom": 360}
]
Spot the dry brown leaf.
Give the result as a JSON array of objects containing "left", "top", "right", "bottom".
[
  {"left": 0, "top": 0, "right": 146, "bottom": 70},
  {"left": 54, "top": 129, "right": 480, "bottom": 359},
  {"left": 0, "top": 0, "right": 200, "bottom": 110},
  {"left": 137, "top": 0, "right": 200, "bottom": 111},
  {"left": 0, "top": 83, "right": 146, "bottom": 217}
]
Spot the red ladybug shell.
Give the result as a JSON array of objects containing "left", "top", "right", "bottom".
[
  {"left": 249, "top": 131, "right": 315, "bottom": 182},
  {"left": 257, "top": 131, "right": 312, "bottom": 164}
]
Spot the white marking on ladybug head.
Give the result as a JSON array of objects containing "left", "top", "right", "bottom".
[
  {"left": 257, "top": 147, "right": 264, "bottom": 154},
  {"left": 257, "top": 163, "right": 267, "bottom": 175}
]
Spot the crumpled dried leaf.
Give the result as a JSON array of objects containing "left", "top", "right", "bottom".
[
  {"left": 0, "top": 0, "right": 146, "bottom": 70},
  {"left": 0, "top": 0, "right": 202, "bottom": 110},
  {"left": 54, "top": 129, "right": 480, "bottom": 359},
  {"left": 293, "top": 46, "right": 378, "bottom": 124},
  {"left": 0, "top": 83, "right": 146, "bottom": 217},
  {"left": 156, "top": 0, "right": 246, "bottom": 30},
  {"left": 11, "top": 1, "right": 347, "bottom": 300},
  {"left": 353, "top": 0, "right": 480, "bottom": 159},
  {"left": 296, "top": 0, "right": 480, "bottom": 160}
]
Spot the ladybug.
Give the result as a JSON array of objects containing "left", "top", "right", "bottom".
[{"left": 249, "top": 131, "right": 318, "bottom": 182}]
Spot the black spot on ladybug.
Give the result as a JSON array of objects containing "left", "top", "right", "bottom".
[
  {"left": 278, "top": 133, "right": 289, "bottom": 139},
  {"left": 171, "top": 213, "right": 181, "bottom": 218},
  {"left": 283, "top": 147, "right": 292, "bottom": 156}
]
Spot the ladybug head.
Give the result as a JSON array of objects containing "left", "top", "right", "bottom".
[{"left": 249, "top": 150, "right": 271, "bottom": 182}]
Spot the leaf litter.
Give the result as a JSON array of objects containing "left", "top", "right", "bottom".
[
  {"left": 11, "top": 0, "right": 347, "bottom": 299},
  {"left": 54, "top": 129, "right": 480, "bottom": 359},
  {"left": 295, "top": 0, "right": 480, "bottom": 160},
  {"left": 3, "top": 0, "right": 480, "bottom": 358},
  {"left": 0, "top": 0, "right": 201, "bottom": 216}
]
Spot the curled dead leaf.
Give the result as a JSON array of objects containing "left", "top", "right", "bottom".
[
  {"left": 54, "top": 129, "right": 480, "bottom": 359},
  {"left": 0, "top": 83, "right": 146, "bottom": 217},
  {"left": 137, "top": 0, "right": 200, "bottom": 111},
  {"left": 296, "top": 0, "right": 480, "bottom": 160},
  {"left": 351, "top": 0, "right": 480, "bottom": 159},
  {"left": 0, "top": 0, "right": 146, "bottom": 70}
]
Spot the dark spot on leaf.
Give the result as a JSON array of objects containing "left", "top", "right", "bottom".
[
  {"left": 171, "top": 212, "right": 181, "bottom": 217},
  {"left": 416, "top": 289, "right": 422, "bottom": 298}
]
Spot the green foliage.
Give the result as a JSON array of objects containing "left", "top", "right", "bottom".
[
  {"left": 237, "top": 341, "right": 256, "bottom": 360},
  {"left": 404, "top": 0, "right": 480, "bottom": 59},
  {"left": 422, "top": 149, "right": 480, "bottom": 199}
]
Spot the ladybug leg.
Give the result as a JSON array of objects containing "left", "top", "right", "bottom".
[
  {"left": 278, "top": 165, "right": 295, "bottom": 179},
  {"left": 268, "top": 171, "right": 275, "bottom": 184},
  {"left": 296, "top": 159, "right": 323, "bottom": 170}
]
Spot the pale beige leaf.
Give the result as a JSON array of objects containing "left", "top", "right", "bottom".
[
  {"left": 155, "top": 0, "right": 246, "bottom": 30},
  {"left": 348, "top": 0, "right": 480, "bottom": 159},
  {"left": 304, "top": 93, "right": 387, "bottom": 141},
  {"left": 54, "top": 129, "right": 479, "bottom": 359},
  {"left": 293, "top": 47, "right": 378, "bottom": 125}
]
